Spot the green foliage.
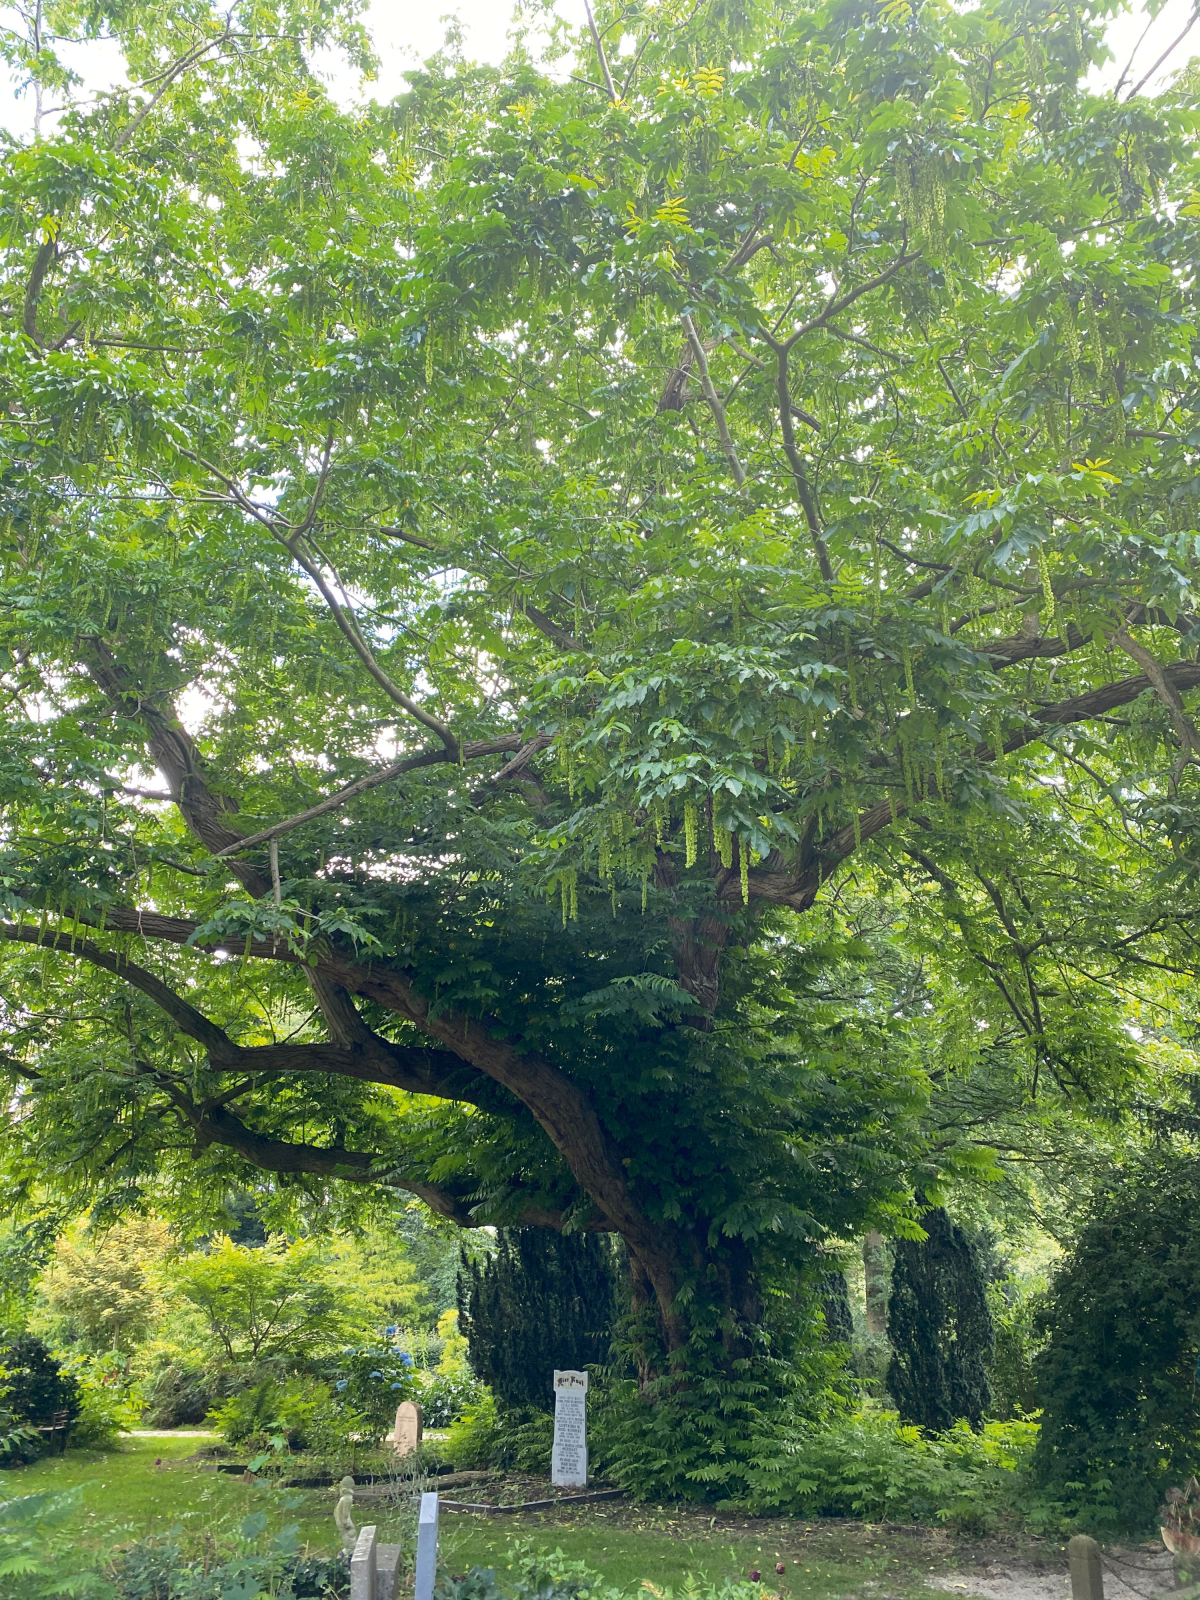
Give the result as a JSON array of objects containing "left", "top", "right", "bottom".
[
  {"left": 63, "top": 1352, "right": 142, "bottom": 1450},
  {"left": 0, "top": 0, "right": 1199, "bottom": 1464},
  {"left": 447, "top": 1391, "right": 557, "bottom": 1475},
  {"left": 1033, "top": 1150, "right": 1200, "bottom": 1533},
  {"left": 986, "top": 1280, "right": 1048, "bottom": 1422},
  {"left": 0, "top": 1336, "right": 79, "bottom": 1431},
  {"left": 169, "top": 1237, "right": 369, "bottom": 1368},
  {"left": 741, "top": 1410, "right": 1039, "bottom": 1530},
  {"left": 459, "top": 1232, "right": 617, "bottom": 1412},
  {"left": 434, "top": 1546, "right": 771, "bottom": 1600},
  {"left": 34, "top": 1218, "right": 169, "bottom": 1356},
  {"left": 208, "top": 1376, "right": 351, "bottom": 1454},
  {"left": 0, "top": 1217, "right": 65, "bottom": 1338},
  {"left": 819, "top": 1274, "right": 853, "bottom": 1346},
  {"left": 324, "top": 1343, "right": 418, "bottom": 1435},
  {"left": 0, "top": 1486, "right": 101, "bottom": 1596},
  {"left": 101, "top": 1511, "right": 338, "bottom": 1600},
  {"left": 886, "top": 1210, "right": 994, "bottom": 1432},
  {"left": 591, "top": 1309, "right": 850, "bottom": 1503}
]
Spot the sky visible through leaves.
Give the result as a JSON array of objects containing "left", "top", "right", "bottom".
[{"left": 0, "top": 0, "right": 1196, "bottom": 141}]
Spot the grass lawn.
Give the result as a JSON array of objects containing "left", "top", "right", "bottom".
[{"left": 0, "top": 1433, "right": 1056, "bottom": 1599}]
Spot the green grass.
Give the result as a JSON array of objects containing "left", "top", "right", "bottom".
[{"left": 0, "top": 1435, "right": 1010, "bottom": 1599}]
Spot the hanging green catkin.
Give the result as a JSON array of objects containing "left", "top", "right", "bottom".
[
  {"left": 902, "top": 643, "right": 917, "bottom": 710},
  {"left": 654, "top": 799, "right": 666, "bottom": 848},
  {"left": 713, "top": 820, "right": 734, "bottom": 869},
  {"left": 934, "top": 738, "right": 945, "bottom": 798},
  {"left": 641, "top": 871, "right": 649, "bottom": 913},
  {"left": 1038, "top": 550, "right": 1055, "bottom": 627},
  {"left": 888, "top": 789, "right": 898, "bottom": 822},
  {"left": 684, "top": 800, "right": 699, "bottom": 867},
  {"left": 740, "top": 840, "right": 750, "bottom": 904},
  {"left": 560, "top": 872, "right": 570, "bottom": 926},
  {"left": 902, "top": 739, "right": 915, "bottom": 804},
  {"left": 570, "top": 874, "right": 578, "bottom": 921}
]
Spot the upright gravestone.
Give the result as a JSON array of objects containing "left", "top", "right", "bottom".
[
  {"left": 390, "top": 1399, "right": 422, "bottom": 1457},
  {"left": 551, "top": 1369, "right": 588, "bottom": 1488},
  {"left": 414, "top": 1492, "right": 439, "bottom": 1600}
]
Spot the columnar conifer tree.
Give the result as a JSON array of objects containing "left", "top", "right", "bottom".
[{"left": 886, "top": 1208, "right": 994, "bottom": 1431}]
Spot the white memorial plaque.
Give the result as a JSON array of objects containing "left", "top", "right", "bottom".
[{"left": 551, "top": 1368, "right": 588, "bottom": 1487}]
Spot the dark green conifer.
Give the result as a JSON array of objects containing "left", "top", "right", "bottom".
[
  {"left": 886, "top": 1208, "right": 993, "bottom": 1430},
  {"left": 458, "top": 1229, "right": 617, "bottom": 1411},
  {"left": 820, "top": 1272, "right": 854, "bottom": 1345}
]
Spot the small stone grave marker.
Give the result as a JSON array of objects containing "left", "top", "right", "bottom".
[
  {"left": 551, "top": 1369, "right": 588, "bottom": 1488},
  {"left": 390, "top": 1399, "right": 422, "bottom": 1456}
]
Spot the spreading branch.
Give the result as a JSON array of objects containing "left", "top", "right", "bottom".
[{"left": 681, "top": 312, "right": 750, "bottom": 497}]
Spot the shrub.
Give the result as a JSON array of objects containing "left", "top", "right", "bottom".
[
  {"left": 447, "top": 1392, "right": 555, "bottom": 1473},
  {"left": 422, "top": 1311, "right": 482, "bottom": 1426},
  {"left": 325, "top": 1344, "right": 418, "bottom": 1436},
  {"left": 422, "top": 1367, "right": 483, "bottom": 1428},
  {"left": 0, "top": 1486, "right": 97, "bottom": 1593},
  {"left": 103, "top": 1513, "right": 348, "bottom": 1599},
  {"left": 886, "top": 1208, "right": 994, "bottom": 1432},
  {"left": 591, "top": 1327, "right": 848, "bottom": 1504},
  {"left": 458, "top": 1231, "right": 616, "bottom": 1412},
  {"left": 208, "top": 1376, "right": 353, "bottom": 1454},
  {"left": 1033, "top": 1151, "right": 1200, "bottom": 1533},
  {"left": 133, "top": 1343, "right": 224, "bottom": 1429},
  {"left": 743, "top": 1409, "right": 1039, "bottom": 1529},
  {"left": 64, "top": 1351, "right": 143, "bottom": 1449},
  {"left": 0, "top": 1335, "right": 80, "bottom": 1433},
  {"left": 987, "top": 1279, "right": 1048, "bottom": 1421}
]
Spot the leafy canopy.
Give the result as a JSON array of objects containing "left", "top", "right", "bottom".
[{"left": 0, "top": 0, "right": 1198, "bottom": 1352}]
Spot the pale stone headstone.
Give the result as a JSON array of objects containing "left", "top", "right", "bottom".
[
  {"left": 351, "top": 1524, "right": 377, "bottom": 1600},
  {"left": 551, "top": 1368, "right": 588, "bottom": 1487},
  {"left": 334, "top": 1474, "right": 358, "bottom": 1554},
  {"left": 1068, "top": 1534, "right": 1104, "bottom": 1600},
  {"left": 376, "top": 1543, "right": 402, "bottom": 1600},
  {"left": 390, "top": 1399, "right": 422, "bottom": 1456},
  {"left": 414, "top": 1492, "right": 439, "bottom": 1600}
]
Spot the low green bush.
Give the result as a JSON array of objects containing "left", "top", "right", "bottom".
[
  {"left": 742, "top": 1408, "right": 1039, "bottom": 1529},
  {"left": 63, "top": 1351, "right": 143, "bottom": 1449},
  {"left": 0, "top": 1486, "right": 100, "bottom": 1596},
  {"left": 208, "top": 1376, "right": 357, "bottom": 1454},
  {"left": 325, "top": 1343, "right": 419, "bottom": 1436},
  {"left": 102, "top": 1510, "right": 347, "bottom": 1599},
  {"left": 446, "top": 1392, "right": 554, "bottom": 1472}
]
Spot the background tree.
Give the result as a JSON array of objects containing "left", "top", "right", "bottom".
[
  {"left": 169, "top": 1236, "right": 367, "bottom": 1367},
  {"left": 35, "top": 1216, "right": 169, "bottom": 1355},
  {"left": 886, "top": 1208, "right": 994, "bottom": 1432},
  {"left": 0, "top": 0, "right": 1198, "bottom": 1410}
]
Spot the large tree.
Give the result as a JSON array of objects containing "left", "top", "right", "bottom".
[{"left": 1, "top": 0, "right": 1199, "bottom": 1366}]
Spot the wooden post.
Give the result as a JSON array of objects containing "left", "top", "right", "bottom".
[
  {"left": 1068, "top": 1535, "right": 1104, "bottom": 1600},
  {"left": 414, "top": 1492, "right": 439, "bottom": 1600}
]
